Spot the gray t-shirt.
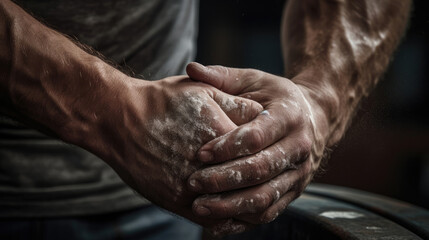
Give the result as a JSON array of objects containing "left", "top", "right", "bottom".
[{"left": 0, "top": 0, "right": 198, "bottom": 217}]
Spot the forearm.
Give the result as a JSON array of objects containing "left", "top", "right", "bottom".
[
  {"left": 0, "top": 0, "right": 128, "bottom": 147},
  {"left": 282, "top": 0, "right": 411, "bottom": 146},
  {"left": 183, "top": 1, "right": 412, "bottom": 227}
]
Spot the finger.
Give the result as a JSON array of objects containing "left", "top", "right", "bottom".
[
  {"left": 202, "top": 101, "right": 237, "bottom": 137},
  {"left": 188, "top": 120, "right": 312, "bottom": 193},
  {"left": 211, "top": 89, "right": 263, "bottom": 125},
  {"left": 197, "top": 109, "right": 282, "bottom": 164},
  {"left": 186, "top": 62, "right": 261, "bottom": 95},
  {"left": 179, "top": 93, "right": 237, "bottom": 144},
  {"left": 192, "top": 168, "right": 299, "bottom": 220},
  {"left": 189, "top": 134, "right": 311, "bottom": 193},
  {"left": 235, "top": 160, "right": 313, "bottom": 224},
  {"left": 235, "top": 191, "right": 298, "bottom": 224},
  {"left": 196, "top": 99, "right": 306, "bottom": 164}
]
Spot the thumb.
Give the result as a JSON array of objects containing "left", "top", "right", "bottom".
[{"left": 187, "top": 62, "right": 255, "bottom": 95}]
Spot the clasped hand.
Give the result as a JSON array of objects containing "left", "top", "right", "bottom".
[
  {"left": 185, "top": 62, "right": 327, "bottom": 235},
  {"left": 112, "top": 63, "right": 327, "bottom": 236}
]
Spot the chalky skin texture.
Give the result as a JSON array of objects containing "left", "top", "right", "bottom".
[
  {"left": 0, "top": 0, "right": 265, "bottom": 232},
  {"left": 0, "top": 0, "right": 411, "bottom": 237},
  {"left": 115, "top": 76, "right": 264, "bottom": 228},
  {"left": 186, "top": 0, "right": 411, "bottom": 235}
]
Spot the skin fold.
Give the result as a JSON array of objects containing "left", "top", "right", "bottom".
[{"left": 0, "top": 0, "right": 411, "bottom": 236}]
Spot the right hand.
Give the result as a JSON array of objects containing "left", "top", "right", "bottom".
[{"left": 88, "top": 75, "right": 263, "bottom": 229}]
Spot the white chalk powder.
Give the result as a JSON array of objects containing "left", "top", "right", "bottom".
[
  {"left": 234, "top": 126, "right": 250, "bottom": 146},
  {"left": 275, "top": 190, "right": 281, "bottom": 200},
  {"left": 145, "top": 91, "right": 220, "bottom": 199},
  {"left": 220, "top": 96, "right": 239, "bottom": 112}
]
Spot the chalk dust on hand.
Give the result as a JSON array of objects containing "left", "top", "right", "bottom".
[
  {"left": 144, "top": 92, "right": 219, "bottom": 201},
  {"left": 219, "top": 95, "right": 239, "bottom": 112}
]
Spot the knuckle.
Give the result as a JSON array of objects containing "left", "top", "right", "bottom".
[
  {"left": 236, "top": 100, "right": 248, "bottom": 118},
  {"left": 254, "top": 192, "right": 272, "bottom": 212},
  {"left": 251, "top": 101, "right": 264, "bottom": 113},
  {"left": 241, "top": 100, "right": 262, "bottom": 119},
  {"left": 260, "top": 211, "right": 279, "bottom": 224},
  {"left": 247, "top": 127, "right": 265, "bottom": 152},
  {"left": 215, "top": 65, "right": 230, "bottom": 76},
  {"left": 246, "top": 68, "right": 264, "bottom": 80}
]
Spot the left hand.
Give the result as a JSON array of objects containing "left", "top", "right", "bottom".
[{"left": 186, "top": 62, "right": 328, "bottom": 235}]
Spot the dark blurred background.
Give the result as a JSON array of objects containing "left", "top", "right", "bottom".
[{"left": 196, "top": 0, "right": 429, "bottom": 209}]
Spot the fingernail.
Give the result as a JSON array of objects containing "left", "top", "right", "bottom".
[
  {"left": 195, "top": 205, "right": 211, "bottom": 216},
  {"left": 189, "top": 178, "right": 202, "bottom": 192},
  {"left": 199, "top": 150, "right": 214, "bottom": 162}
]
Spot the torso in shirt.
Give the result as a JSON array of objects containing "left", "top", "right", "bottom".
[{"left": 0, "top": 0, "right": 198, "bottom": 217}]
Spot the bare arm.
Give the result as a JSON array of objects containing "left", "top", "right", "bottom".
[
  {"left": 0, "top": 0, "right": 263, "bottom": 230},
  {"left": 282, "top": 0, "right": 411, "bottom": 147},
  {"left": 0, "top": 0, "right": 125, "bottom": 142},
  {"left": 186, "top": 0, "right": 411, "bottom": 235}
]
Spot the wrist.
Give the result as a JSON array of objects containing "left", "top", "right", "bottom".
[
  {"left": 59, "top": 58, "right": 133, "bottom": 154},
  {"left": 296, "top": 83, "right": 330, "bottom": 160},
  {"left": 292, "top": 67, "right": 345, "bottom": 147}
]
